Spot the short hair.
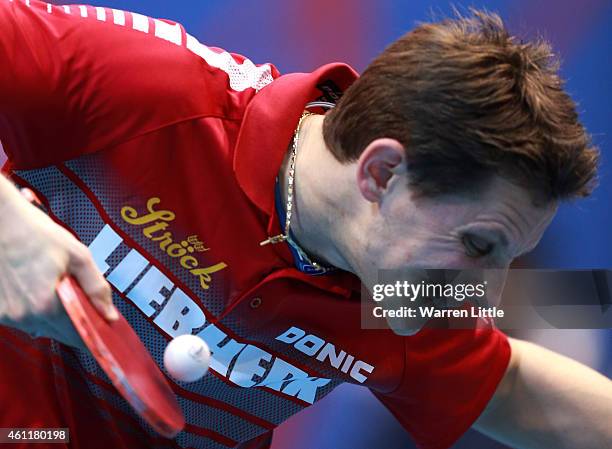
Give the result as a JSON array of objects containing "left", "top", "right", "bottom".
[{"left": 323, "top": 9, "right": 599, "bottom": 202}]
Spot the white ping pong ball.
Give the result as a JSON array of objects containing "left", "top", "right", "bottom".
[{"left": 164, "top": 334, "right": 210, "bottom": 383}]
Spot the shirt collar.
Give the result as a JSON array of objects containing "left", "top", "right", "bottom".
[
  {"left": 232, "top": 62, "right": 360, "bottom": 297},
  {"left": 233, "top": 62, "right": 358, "bottom": 216}
]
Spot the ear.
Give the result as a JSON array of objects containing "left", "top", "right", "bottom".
[{"left": 356, "top": 138, "right": 407, "bottom": 203}]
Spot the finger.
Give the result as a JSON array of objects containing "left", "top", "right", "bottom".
[{"left": 67, "top": 248, "right": 119, "bottom": 322}]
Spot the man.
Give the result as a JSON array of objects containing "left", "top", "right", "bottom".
[{"left": 0, "top": 1, "right": 610, "bottom": 448}]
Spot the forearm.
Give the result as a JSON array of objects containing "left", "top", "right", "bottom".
[{"left": 475, "top": 337, "right": 612, "bottom": 449}]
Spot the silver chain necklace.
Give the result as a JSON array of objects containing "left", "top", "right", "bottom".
[
  {"left": 260, "top": 111, "right": 314, "bottom": 247},
  {"left": 260, "top": 111, "right": 335, "bottom": 273}
]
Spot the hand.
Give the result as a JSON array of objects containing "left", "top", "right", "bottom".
[{"left": 0, "top": 176, "right": 118, "bottom": 347}]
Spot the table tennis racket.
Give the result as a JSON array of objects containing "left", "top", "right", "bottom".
[
  {"left": 19, "top": 187, "right": 184, "bottom": 437},
  {"left": 56, "top": 275, "right": 185, "bottom": 438}
]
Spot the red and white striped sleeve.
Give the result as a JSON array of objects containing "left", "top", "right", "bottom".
[{"left": 0, "top": 0, "right": 280, "bottom": 170}]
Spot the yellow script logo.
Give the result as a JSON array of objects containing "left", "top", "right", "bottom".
[{"left": 121, "top": 197, "right": 227, "bottom": 290}]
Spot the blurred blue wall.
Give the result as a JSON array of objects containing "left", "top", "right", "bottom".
[{"left": 58, "top": 1, "right": 612, "bottom": 448}]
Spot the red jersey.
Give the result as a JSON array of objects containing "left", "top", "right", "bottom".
[{"left": 0, "top": 1, "right": 511, "bottom": 448}]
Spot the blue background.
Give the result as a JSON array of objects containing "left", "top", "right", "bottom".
[{"left": 46, "top": 1, "right": 612, "bottom": 447}]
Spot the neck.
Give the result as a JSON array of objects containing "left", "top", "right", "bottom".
[{"left": 278, "top": 114, "right": 353, "bottom": 273}]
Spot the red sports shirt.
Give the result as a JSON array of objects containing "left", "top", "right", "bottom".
[{"left": 0, "top": 1, "right": 511, "bottom": 448}]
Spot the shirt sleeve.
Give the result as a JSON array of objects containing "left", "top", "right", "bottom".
[
  {"left": 372, "top": 326, "right": 511, "bottom": 449},
  {"left": 0, "top": 0, "right": 279, "bottom": 169}
]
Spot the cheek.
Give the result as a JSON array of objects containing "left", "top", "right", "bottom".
[
  {"left": 375, "top": 237, "right": 459, "bottom": 269},
  {"left": 402, "top": 237, "right": 475, "bottom": 269},
  {"left": 375, "top": 200, "right": 473, "bottom": 268}
]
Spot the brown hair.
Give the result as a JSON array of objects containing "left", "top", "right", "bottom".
[{"left": 322, "top": 9, "right": 599, "bottom": 202}]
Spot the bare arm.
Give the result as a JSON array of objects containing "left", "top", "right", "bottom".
[{"left": 474, "top": 337, "right": 612, "bottom": 449}]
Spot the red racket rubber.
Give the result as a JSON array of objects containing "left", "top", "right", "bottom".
[{"left": 56, "top": 275, "right": 185, "bottom": 438}]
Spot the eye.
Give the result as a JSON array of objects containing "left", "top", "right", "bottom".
[{"left": 462, "top": 234, "right": 494, "bottom": 258}]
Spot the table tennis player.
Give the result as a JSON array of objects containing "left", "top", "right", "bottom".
[{"left": 0, "top": 1, "right": 611, "bottom": 448}]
